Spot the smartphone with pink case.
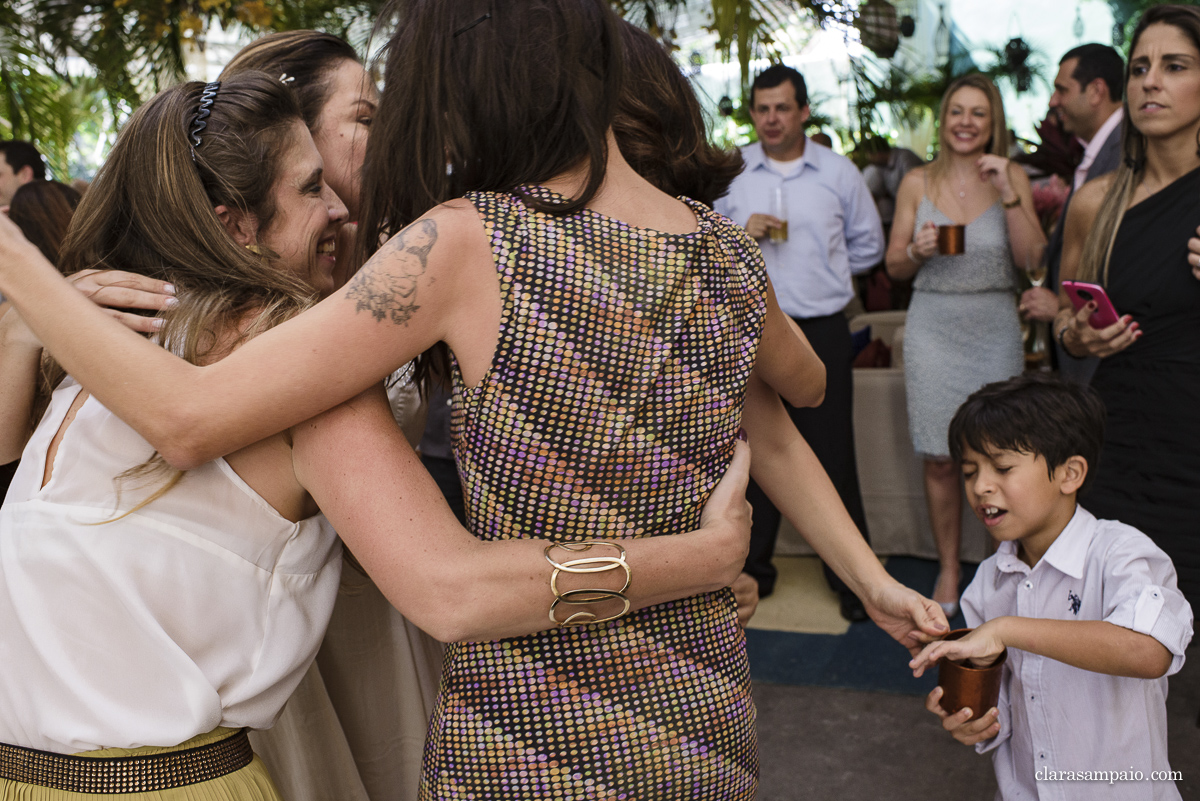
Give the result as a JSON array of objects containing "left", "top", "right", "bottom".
[{"left": 1061, "top": 280, "right": 1121, "bottom": 329}]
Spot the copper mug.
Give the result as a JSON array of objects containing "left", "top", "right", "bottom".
[
  {"left": 937, "top": 224, "right": 966, "bottom": 255},
  {"left": 936, "top": 628, "right": 1007, "bottom": 721}
]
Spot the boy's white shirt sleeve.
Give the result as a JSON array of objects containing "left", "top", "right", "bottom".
[
  {"left": 1099, "top": 527, "right": 1194, "bottom": 676},
  {"left": 961, "top": 561, "right": 1012, "bottom": 755}
]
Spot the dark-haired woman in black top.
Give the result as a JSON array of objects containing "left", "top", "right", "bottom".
[{"left": 1056, "top": 5, "right": 1200, "bottom": 608}]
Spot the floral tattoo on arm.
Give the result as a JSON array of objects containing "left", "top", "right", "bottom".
[{"left": 344, "top": 219, "right": 437, "bottom": 326}]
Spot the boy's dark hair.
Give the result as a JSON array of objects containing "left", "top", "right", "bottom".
[
  {"left": 0, "top": 140, "right": 47, "bottom": 181},
  {"left": 1060, "top": 43, "right": 1124, "bottom": 103},
  {"left": 949, "top": 374, "right": 1106, "bottom": 494},
  {"left": 750, "top": 64, "right": 807, "bottom": 109}
]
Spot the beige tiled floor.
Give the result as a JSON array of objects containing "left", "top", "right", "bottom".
[{"left": 745, "top": 555, "right": 850, "bottom": 635}]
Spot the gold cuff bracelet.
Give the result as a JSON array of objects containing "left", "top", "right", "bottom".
[{"left": 545, "top": 541, "right": 632, "bottom": 627}]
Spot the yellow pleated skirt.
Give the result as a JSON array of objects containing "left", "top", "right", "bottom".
[{"left": 0, "top": 728, "right": 282, "bottom": 801}]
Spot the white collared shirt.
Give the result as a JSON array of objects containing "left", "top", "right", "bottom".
[
  {"left": 963, "top": 506, "right": 1193, "bottom": 801},
  {"left": 715, "top": 141, "right": 884, "bottom": 319},
  {"left": 1074, "top": 108, "right": 1124, "bottom": 191}
]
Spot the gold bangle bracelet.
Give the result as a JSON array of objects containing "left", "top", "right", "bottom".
[{"left": 545, "top": 541, "right": 632, "bottom": 627}]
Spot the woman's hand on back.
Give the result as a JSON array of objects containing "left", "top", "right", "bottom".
[
  {"left": 67, "top": 270, "right": 178, "bottom": 335},
  {"left": 697, "top": 437, "right": 753, "bottom": 589}
]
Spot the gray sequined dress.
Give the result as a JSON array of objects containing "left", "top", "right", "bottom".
[{"left": 903, "top": 197, "right": 1024, "bottom": 457}]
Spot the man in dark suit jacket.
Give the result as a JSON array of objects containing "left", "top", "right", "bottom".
[{"left": 1020, "top": 44, "right": 1124, "bottom": 382}]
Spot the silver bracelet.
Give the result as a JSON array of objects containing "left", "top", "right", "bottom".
[{"left": 906, "top": 242, "right": 923, "bottom": 264}]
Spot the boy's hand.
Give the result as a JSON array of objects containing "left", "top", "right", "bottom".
[
  {"left": 909, "top": 618, "right": 1007, "bottom": 677},
  {"left": 926, "top": 686, "right": 1001, "bottom": 746}
]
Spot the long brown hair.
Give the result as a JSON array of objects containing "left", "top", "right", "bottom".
[
  {"left": 8, "top": 180, "right": 81, "bottom": 267},
  {"left": 927, "top": 74, "right": 1010, "bottom": 191},
  {"left": 358, "top": 0, "right": 625, "bottom": 391},
  {"left": 47, "top": 74, "right": 315, "bottom": 512},
  {"left": 613, "top": 22, "right": 743, "bottom": 207},
  {"left": 221, "top": 30, "right": 360, "bottom": 134},
  {"left": 1079, "top": 4, "right": 1200, "bottom": 284},
  {"left": 359, "top": 0, "right": 624, "bottom": 246}
]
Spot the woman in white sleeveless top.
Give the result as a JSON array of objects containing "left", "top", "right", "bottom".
[{"left": 0, "top": 73, "right": 754, "bottom": 799}]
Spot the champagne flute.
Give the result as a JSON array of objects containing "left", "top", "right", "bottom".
[
  {"left": 1023, "top": 247, "right": 1049, "bottom": 369},
  {"left": 1026, "top": 255, "right": 1047, "bottom": 289},
  {"left": 769, "top": 186, "right": 788, "bottom": 243}
]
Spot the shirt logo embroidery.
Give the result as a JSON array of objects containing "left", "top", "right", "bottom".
[{"left": 1068, "top": 590, "right": 1082, "bottom": 616}]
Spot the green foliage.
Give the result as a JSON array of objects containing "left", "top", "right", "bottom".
[
  {"left": 0, "top": 0, "right": 392, "bottom": 176},
  {"left": 611, "top": 0, "right": 858, "bottom": 91},
  {"left": 1, "top": 0, "right": 907, "bottom": 174}
]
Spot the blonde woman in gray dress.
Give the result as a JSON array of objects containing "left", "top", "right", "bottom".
[{"left": 885, "top": 74, "right": 1046, "bottom": 617}]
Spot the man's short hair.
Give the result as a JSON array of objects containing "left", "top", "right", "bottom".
[
  {"left": 0, "top": 140, "right": 46, "bottom": 181},
  {"left": 750, "top": 64, "right": 808, "bottom": 109},
  {"left": 1060, "top": 44, "right": 1125, "bottom": 103},
  {"left": 948, "top": 374, "right": 1107, "bottom": 494}
]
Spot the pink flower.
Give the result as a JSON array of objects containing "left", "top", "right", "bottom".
[{"left": 1031, "top": 175, "right": 1070, "bottom": 234}]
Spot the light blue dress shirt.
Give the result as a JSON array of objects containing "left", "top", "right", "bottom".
[{"left": 716, "top": 141, "right": 884, "bottom": 319}]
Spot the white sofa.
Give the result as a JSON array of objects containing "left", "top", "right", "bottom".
[{"left": 775, "top": 310, "right": 990, "bottom": 563}]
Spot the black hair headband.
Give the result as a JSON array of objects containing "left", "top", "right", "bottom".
[
  {"left": 453, "top": 12, "right": 491, "bottom": 37},
  {"left": 188, "top": 82, "right": 221, "bottom": 158}
]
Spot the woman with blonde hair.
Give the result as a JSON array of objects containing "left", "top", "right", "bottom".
[
  {"left": 886, "top": 73, "right": 1046, "bottom": 616},
  {"left": 1056, "top": 4, "right": 1200, "bottom": 611}
]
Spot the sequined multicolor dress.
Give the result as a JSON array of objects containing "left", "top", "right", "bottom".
[{"left": 418, "top": 188, "right": 767, "bottom": 800}]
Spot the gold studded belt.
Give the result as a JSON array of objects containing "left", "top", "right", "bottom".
[{"left": 0, "top": 728, "right": 253, "bottom": 793}]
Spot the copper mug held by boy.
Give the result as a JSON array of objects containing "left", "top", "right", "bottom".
[
  {"left": 937, "top": 224, "right": 966, "bottom": 255},
  {"left": 936, "top": 628, "right": 1007, "bottom": 721}
]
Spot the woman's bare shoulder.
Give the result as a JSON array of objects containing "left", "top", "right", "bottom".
[
  {"left": 899, "top": 165, "right": 927, "bottom": 191},
  {"left": 894, "top": 166, "right": 927, "bottom": 208},
  {"left": 1070, "top": 174, "right": 1117, "bottom": 220}
]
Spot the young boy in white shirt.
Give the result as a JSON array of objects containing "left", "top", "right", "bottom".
[{"left": 910, "top": 375, "right": 1193, "bottom": 801}]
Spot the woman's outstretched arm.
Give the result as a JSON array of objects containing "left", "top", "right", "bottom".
[
  {"left": 741, "top": 371, "right": 949, "bottom": 654},
  {"left": 0, "top": 201, "right": 492, "bottom": 469},
  {"left": 291, "top": 384, "right": 753, "bottom": 642}
]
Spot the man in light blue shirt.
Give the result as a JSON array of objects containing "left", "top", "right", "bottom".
[{"left": 716, "top": 64, "right": 884, "bottom": 621}]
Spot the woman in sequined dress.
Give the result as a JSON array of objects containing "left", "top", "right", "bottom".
[{"left": 0, "top": 3, "right": 946, "bottom": 798}]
